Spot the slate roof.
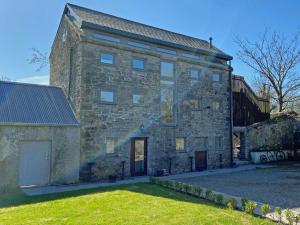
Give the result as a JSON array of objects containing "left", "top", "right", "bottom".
[
  {"left": 0, "top": 81, "right": 79, "bottom": 126},
  {"left": 66, "top": 4, "right": 232, "bottom": 60}
]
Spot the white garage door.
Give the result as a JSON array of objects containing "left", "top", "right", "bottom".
[{"left": 19, "top": 141, "right": 51, "bottom": 187}]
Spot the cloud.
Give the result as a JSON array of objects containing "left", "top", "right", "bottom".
[{"left": 17, "top": 75, "right": 49, "bottom": 85}]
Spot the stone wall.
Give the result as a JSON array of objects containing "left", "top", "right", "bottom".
[
  {"left": 50, "top": 15, "right": 83, "bottom": 118},
  {"left": 78, "top": 38, "right": 231, "bottom": 179},
  {"left": 50, "top": 16, "right": 232, "bottom": 180},
  {"left": 244, "top": 114, "right": 297, "bottom": 159},
  {"left": 0, "top": 125, "right": 80, "bottom": 193}
]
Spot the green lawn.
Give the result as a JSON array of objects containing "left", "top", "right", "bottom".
[{"left": 0, "top": 183, "right": 274, "bottom": 225}]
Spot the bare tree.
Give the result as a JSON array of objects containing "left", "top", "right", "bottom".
[
  {"left": 28, "top": 48, "right": 49, "bottom": 72},
  {"left": 235, "top": 29, "right": 300, "bottom": 112},
  {"left": 0, "top": 75, "right": 13, "bottom": 81}
]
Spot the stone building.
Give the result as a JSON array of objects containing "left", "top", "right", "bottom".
[
  {"left": 50, "top": 4, "right": 233, "bottom": 180},
  {"left": 0, "top": 81, "right": 80, "bottom": 192}
]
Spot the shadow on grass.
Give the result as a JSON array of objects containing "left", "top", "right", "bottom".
[{"left": 0, "top": 183, "right": 219, "bottom": 210}]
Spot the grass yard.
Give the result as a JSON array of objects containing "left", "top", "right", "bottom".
[{"left": 0, "top": 183, "right": 274, "bottom": 225}]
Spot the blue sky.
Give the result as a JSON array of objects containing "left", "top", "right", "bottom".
[{"left": 0, "top": 0, "right": 299, "bottom": 85}]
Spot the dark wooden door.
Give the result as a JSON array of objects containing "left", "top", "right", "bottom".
[
  {"left": 195, "top": 151, "right": 207, "bottom": 171},
  {"left": 131, "top": 138, "right": 147, "bottom": 176}
]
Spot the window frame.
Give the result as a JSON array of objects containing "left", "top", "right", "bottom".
[
  {"left": 160, "top": 61, "right": 175, "bottom": 78},
  {"left": 195, "top": 137, "right": 208, "bottom": 150},
  {"left": 128, "top": 41, "right": 151, "bottom": 49},
  {"left": 132, "top": 58, "right": 145, "bottom": 70},
  {"left": 100, "top": 52, "right": 115, "bottom": 65},
  {"left": 132, "top": 94, "right": 144, "bottom": 105},
  {"left": 105, "top": 138, "right": 118, "bottom": 154},
  {"left": 212, "top": 100, "right": 221, "bottom": 111},
  {"left": 190, "top": 68, "right": 201, "bottom": 80},
  {"left": 100, "top": 90, "right": 115, "bottom": 104},
  {"left": 215, "top": 136, "right": 223, "bottom": 149},
  {"left": 160, "top": 81, "right": 175, "bottom": 124},
  {"left": 189, "top": 99, "right": 200, "bottom": 110},
  {"left": 212, "top": 71, "right": 222, "bottom": 82},
  {"left": 176, "top": 137, "right": 185, "bottom": 151}
]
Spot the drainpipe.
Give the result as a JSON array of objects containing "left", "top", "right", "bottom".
[{"left": 228, "top": 60, "right": 234, "bottom": 167}]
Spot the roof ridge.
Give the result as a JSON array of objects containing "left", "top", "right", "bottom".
[
  {"left": 0, "top": 80, "right": 59, "bottom": 89},
  {"left": 66, "top": 3, "right": 210, "bottom": 45}
]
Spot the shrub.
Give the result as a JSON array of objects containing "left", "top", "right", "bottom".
[
  {"left": 174, "top": 182, "right": 182, "bottom": 191},
  {"left": 150, "top": 177, "right": 159, "bottom": 184},
  {"left": 241, "top": 198, "right": 249, "bottom": 211},
  {"left": 285, "top": 209, "right": 295, "bottom": 225},
  {"left": 295, "top": 214, "right": 300, "bottom": 224},
  {"left": 205, "top": 190, "right": 213, "bottom": 200},
  {"left": 214, "top": 194, "right": 224, "bottom": 205},
  {"left": 244, "top": 201, "right": 257, "bottom": 215},
  {"left": 225, "top": 197, "right": 237, "bottom": 210},
  {"left": 186, "top": 184, "right": 194, "bottom": 194},
  {"left": 260, "top": 204, "right": 271, "bottom": 216},
  {"left": 275, "top": 207, "right": 282, "bottom": 222},
  {"left": 194, "top": 186, "right": 203, "bottom": 197}
]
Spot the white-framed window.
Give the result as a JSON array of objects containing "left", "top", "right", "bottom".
[
  {"left": 100, "top": 53, "right": 114, "bottom": 64},
  {"left": 132, "top": 58, "right": 145, "bottom": 70},
  {"left": 212, "top": 101, "right": 221, "bottom": 110},
  {"left": 133, "top": 94, "right": 144, "bottom": 104},
  {"left": 100, "top": 91, "right": 114, "bottom": 103},
  {"left": 160, "top": 61, "right": 174, "bottom": 77},
  {"left": 176, "top": 138, "right": 185, "bottom": 151},
  {"left": 106, "top": 138, "right": 118, "bottom": 154},
  {"left": 195, "top": 137, "right": 208, "bottom": 149},
  {"left": 212, "top": 72, "right": 221, "bottom": 82}
]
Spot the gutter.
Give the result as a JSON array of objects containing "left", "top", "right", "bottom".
[
  {"left": 228, "top": 61, "right": 234, "bottom": 167},
  {"left": 80, "top": 21, "right": 233, "bottom": 61}
]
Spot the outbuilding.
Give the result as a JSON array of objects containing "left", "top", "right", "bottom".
[{"left": 0, "top": 81, "right": 80, "bottom": 193}]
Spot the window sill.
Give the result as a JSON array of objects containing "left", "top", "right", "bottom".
[
  {"left": 105, "top": 153, "right": 118, "bottom": 157},
  {"left": 160, "top": 123, "right": 177, "bottom": 127},
  {"left": 100, "top": 102, "right": 116, "bottom": 105},
  {"left": 132, "top": 68, "right": 145, "bottom": 72},
  {"left": 100, "top": 62, "right": 115, "bottom": 66},
  {"left": 132, "top": 103, "right": 144, "bottom": 107},
  {"left": 176, "top": 150, "right": 187, "bottom": 153}
]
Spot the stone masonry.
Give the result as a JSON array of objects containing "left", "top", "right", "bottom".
[
  {"left": 50, "top": 4, "right": 233, "bottom": 180},
  {"left": 0, "top": 125, "right": 80, "bottom": 193}
]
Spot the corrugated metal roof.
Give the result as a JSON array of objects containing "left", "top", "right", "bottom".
[
  {"left": 66, "top": 4, "right": 232, "bottom": 60},
  {"left": 0, "top": 81, "right": 79, "bottom": 126}
]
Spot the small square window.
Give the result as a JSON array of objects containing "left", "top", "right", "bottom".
[
  {"left": 190, "top": 99, "right": 199, "bottom": 110},
  {"left": 190, "top": 69, "right": 200, "bottom": 80},
  {"left": 132, "top": 58, "right": 145, "bottom": 70},
  {"left": 212, "top": 72, "right": 221, "bottom": 82},
  {"left": 195, "top": 137, "right": 208, "bottom": 149},
  {"left": 161, "top": 61, "right": 174, "bottom": 77},
  {"left": 215, "top": 136, "right": 222, "bottom": 148},
  {"left": 212, "top": 101, "right": 221, "bottom": 110},
  {"left": 100, "top": 53, "right": 114, "bottom": 64},
  {"left": 100, "top": 91, "right": 114, "bottom": 103},
  {"left": 176, "top": 138, "right": 185, "bottom": 151},
  {"left": 133, "top": 94, "right": 144, "bottom": 104},
  {"left": 106, "top": 138, "right": 117, "bottom": 154}
]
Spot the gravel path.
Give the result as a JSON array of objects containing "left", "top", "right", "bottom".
[{"left": 174, "top": 163, "right": 300, "bottom": 212}]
